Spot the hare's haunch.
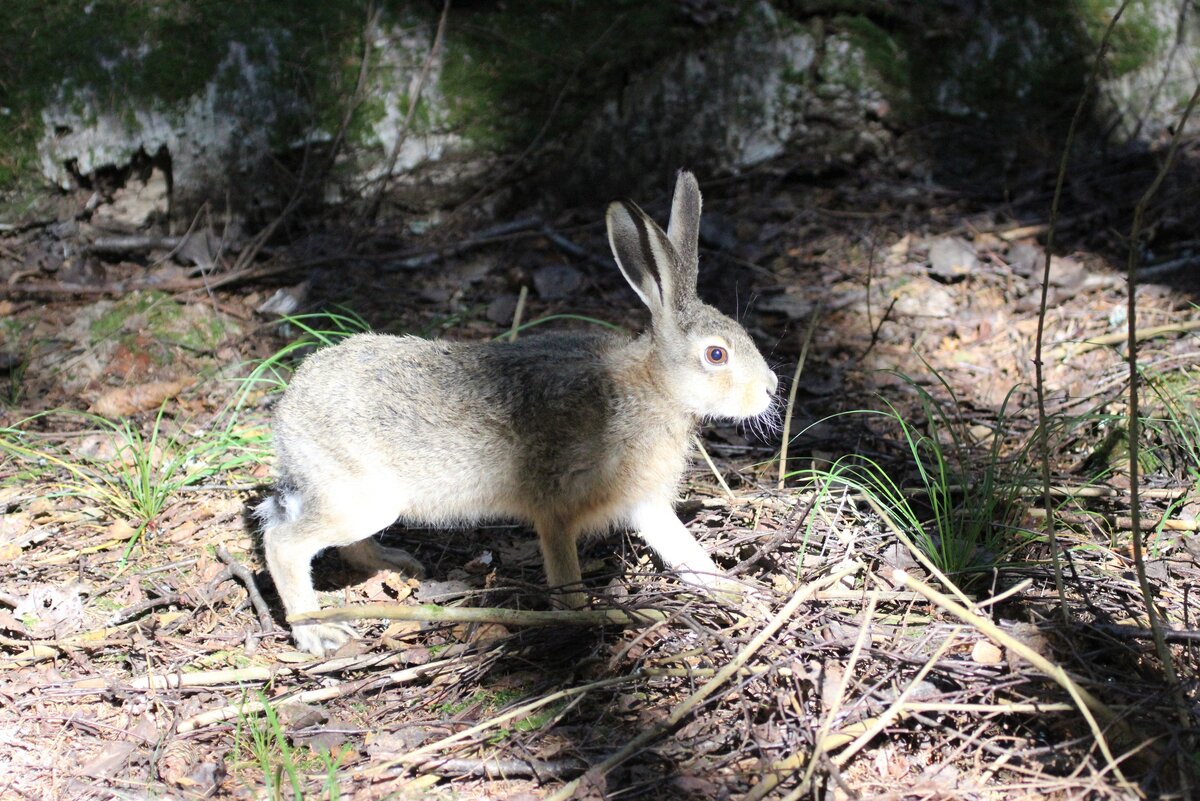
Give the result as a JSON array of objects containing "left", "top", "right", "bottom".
[{"left": 259, "top": 171, "right": 779, "bottom": 656}]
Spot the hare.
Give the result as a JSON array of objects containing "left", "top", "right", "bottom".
[{"left": 258, "top": 171, "right": 779, "bottom": 656}]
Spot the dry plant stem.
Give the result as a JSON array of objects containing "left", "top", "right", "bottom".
[
  {"left": 858, "top": 491, "right": 973, "bottom": 608},
  {"left": 770, "top": 633, "right": 960, "bottom": 801},
  {"left": 778, "top": 308, "right": 821, "bottom": 489},
  {"left": 905, "top": 701, "right": 1074, "bottom": 714},
  {"left": 289, "top": 603, "right": 667, "bottom": 627},
  {"left": 891, "top": 568, "right": 1138, "bottom": 780},
  {"left": 926, "top": 484, "right": 1184, "bottom": 500},
  {"left": 215, "top": 546, "right": 273, "bottom": 636},
  {"left": 134, "top": 665, "right": 292, "bottom": 690},
  {"left": 545, "top": 562, "right": 862, "bottom": 801},
  {"left": 1034, "top": 1, "right": 1129, "bottom": 626},
  {"left": 399, "top": 755, "right": 588, "bottom": 780},
  {"left": 366, "top": 0, "right": 451, "bottom": 221},
  {"left": 369, "top": 674, "right": 642, "bottom": 778},
  {"left": 694, "top": 435, "right": 734, "bottom": 498},
  {"left": 177, "top": 657, "right": 463, "bottom": 733},
  {"left": 508, "top": 285, "right": 529, "bottom": 341},
  {"left": 1028, "top": 506, "right": 1200, "bottom": 532},
  {"left": 131, "top": 648, "right": 426, "bottom": 689},
  {"left": 796, "top": 592, "right": 878, "bottom": 792},
  {"left": 1124, "top": 81, "right": 1200, "bottom": 738},
  {"left": 1072, "top": 318, "right": 1200, "bottom": 353}
]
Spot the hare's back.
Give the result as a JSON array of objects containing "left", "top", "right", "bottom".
[{"left": 276, "top": 330, "right": 625, "bottom": 465}]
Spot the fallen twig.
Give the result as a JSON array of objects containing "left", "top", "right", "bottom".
[
  {"left": 177, "top": 657, "right": 463, "bottom": 733},
  {"left": 216, "top": 546, "right": 274, "bottom": 637},
  {"left": 106, "top": 593, "right": 184, "bottom": 627},
  {"left": 1027, "top": 506, "right": 1200, "bottom": 532},
  {"left": 4, "top": 260, "right": 297, "bottom": 298},
  {"left": 391, "top": 754, "right": 589, "bottom": 780},
  {"left": 1061, "top": 319, "right": 1200, "bottom": 356}
]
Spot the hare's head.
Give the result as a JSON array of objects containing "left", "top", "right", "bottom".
[{"left": 607, "top": 171, "right": 778, "bottom": 421}]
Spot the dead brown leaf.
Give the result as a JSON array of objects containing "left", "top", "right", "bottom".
[{"left": 89, "top": 378, "right": 194, "bottom": 418}]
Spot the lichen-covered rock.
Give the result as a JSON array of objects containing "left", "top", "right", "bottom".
[
  {"left": 2, "top": 0, "right": 1194, "bottom": 222},
  {"left": 558, "top": 2, "right": 895, "bottom": 200},
  {"left": 38, "top": 40, "right": 294, "bottom": 212},
  {"left": 912, "top": 0, "right": 1198, "bottom": 144},
  {"left": 1091, "top": 0, "right": 1200, "bottom": 142}
]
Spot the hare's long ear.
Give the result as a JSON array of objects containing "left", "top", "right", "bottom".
[
  {"left": 606, "top": 199, "right": 680, "bottom": 319},
  {"left": 666, "top": 170, "right": 701, "bottom": 293}
]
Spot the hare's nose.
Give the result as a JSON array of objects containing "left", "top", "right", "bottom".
[{"left": 767, "top": 371, "right": 779, "bottom": 395}]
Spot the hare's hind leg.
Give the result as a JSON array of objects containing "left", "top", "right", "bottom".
[
  {"left": 535, "top": 519, "right": 586, "bottom": 609},
  {"left": 261, "top": 487, "right": 404, "bottom": 656},
  {"left": 262, "top": 514, "right": 355, "bottom": 657},
  {"left": 340, "top": 537, "right": 425, "bottom": 577}
]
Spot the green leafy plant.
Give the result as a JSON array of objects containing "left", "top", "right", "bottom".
[
  {"left": 792, "top": 373, "right": 1037, "bottom": 587},
  {"left": 231, "top": 692, "right": 352, "bottom": 800},
  {"left": 233, "top": 692, "right": 303, "bottom": 801},
  {"left": 0, "top": 405, "right": 264, "bottom": 562},
  {"left": 1142, "top": 366, "right": 1200, "bottom": 482}
]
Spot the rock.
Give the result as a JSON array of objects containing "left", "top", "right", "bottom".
[
  {"left": 893, "top": 281, "right": 955, "bottom": 318},
  {"left": 257, "top": 282, "right": 309, "bottom": 317},
  {"left": 1047, "top": 255, "right": 1086, "bottom": 288},
  {"left": 486, "top": 294, "right": 519, "bottom": 325},
  {"left": 558, "top": 1, "right": 895, "bottom": 200},
  {"left": 532, "top": 263, "right": 583, "bottom": 300},
  {"left": 1006, "top": 242, "right": 1042, "bottom": 277},
  {"left": 927, "top": 236, "right": 978, "bottom": 279},
  {"left": 91, "top": 167, "right": 170, "bottom": 229},
  {"left": 757, "top": 291, "right": 816, "bottom": 320},
  {"left": 971, "top": 640, "right": 1004, "bottom": 665}
]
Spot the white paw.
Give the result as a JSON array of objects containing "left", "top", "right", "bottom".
[{"left": 292, "top": 622, "right": 357, "bottom": 657}]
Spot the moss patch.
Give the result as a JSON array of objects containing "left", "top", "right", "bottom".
[
  {"left": 0, "top": 0, "right": 383, "bottom": 192},
  {"left": 88, "top": 290, "right": 237, "bottom": 366},
  {"left": 439, "top": 0, "right": 746, "bottom": 149}
]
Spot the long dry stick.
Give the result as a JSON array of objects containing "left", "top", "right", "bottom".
[
  {"left": 1033, "top": 0, "right": 1131, "bottom": 625},
  {"left": 544, "top": 562, "right": 863, "bottom": 801},
  {"left": 289, "top": 603, "right": 666, "bottom": 627},
  {"left": 1068, "top": 318, "right": 1200, "bottom": 354},
  {"left": 176, "top": 657, "right": 463, "bottom": 733},
  {"left": 1124, "top": 81, "right": 1200, "bottom": 740}
]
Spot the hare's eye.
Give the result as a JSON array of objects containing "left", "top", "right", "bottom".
[{"left": 705, "top": 345, "right": 728, "bottom": 365}]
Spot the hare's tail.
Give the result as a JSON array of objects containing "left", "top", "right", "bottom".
[{"left": 256, "top": 481, "right": 303, "bottom": 528}]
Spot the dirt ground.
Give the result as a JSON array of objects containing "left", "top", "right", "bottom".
[{"left": 2, "top": 141, "right": 1200, "bottom": 800}]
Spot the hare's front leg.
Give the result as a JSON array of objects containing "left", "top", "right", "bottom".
[{"left": 629, "top": 500, "right": 725, "bottom": 589}]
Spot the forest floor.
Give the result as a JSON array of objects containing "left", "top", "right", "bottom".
[{"left": 1, "top": 140, "right": 1199, "bottom": 800}]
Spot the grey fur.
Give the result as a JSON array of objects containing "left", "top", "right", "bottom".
[{"left": 260, "top": 171, "right": 779, "bottom": 655}]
